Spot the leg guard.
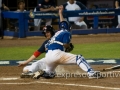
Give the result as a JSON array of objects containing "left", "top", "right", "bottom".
[{"left": 76, "top": 55, "right": 93, "bottom": 72}]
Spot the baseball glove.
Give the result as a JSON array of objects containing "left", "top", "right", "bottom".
[{"left": 65, "top": 43, "right": 74, "bottom": 52}]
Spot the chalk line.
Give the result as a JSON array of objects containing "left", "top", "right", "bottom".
[{"left": 0, "top": 78, "right": 120, "bottom": 90}]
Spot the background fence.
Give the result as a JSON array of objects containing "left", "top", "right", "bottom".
[{"left": 2, "top": 8, "right": 120, "bottom": 38}]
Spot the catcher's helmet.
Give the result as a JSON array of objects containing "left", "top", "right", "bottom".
[
  {"left": 59, "top": 21, "right": 71, "bottom": 31},
  {"left": 42, "top": 25, "right": 55, "bottom": 37}
]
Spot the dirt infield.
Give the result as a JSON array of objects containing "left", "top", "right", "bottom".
[
  {"left": 0, "top": 33, "right": 120, "bottom": 90},
  {"left": 0, "top": 33, "right": 120, "bottom": 47},
  {"left": 0, "top": 65, "right": 120, "bottom": 90}
]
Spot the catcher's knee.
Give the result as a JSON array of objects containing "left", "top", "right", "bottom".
[
  {"left": 76, "top": 55, "right": 88, "bottom": 67},
  {"left": 76, "top": 55, "right": 85, "bottom": 65}
]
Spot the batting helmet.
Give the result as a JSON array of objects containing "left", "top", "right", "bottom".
[
  {"left": 42, "top": 25, "right": 55, "bottom": 37},
  {"left": 59, "top": 21, "right": 71, "bottom": 31}
]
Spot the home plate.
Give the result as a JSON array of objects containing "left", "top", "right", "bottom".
[{"left": 0, "top": 77, "right": 19, "bottom": 80}]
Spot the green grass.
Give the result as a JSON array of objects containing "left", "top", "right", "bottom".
[
  {"left": 0, "top": 46, "right": 45, "bottom": 60},
  {"left": 0, "top": 42, "right": 120, "bottom": 60},
  {"left": 72, "top": 42, "right": 120, "bottom": 59}
]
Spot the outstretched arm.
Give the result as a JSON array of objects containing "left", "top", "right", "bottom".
[
  {"left": 18, "top": 51, "right": 41, "bottom": 67},
  {"left": 18, "top": 55, "right": 36, "bottom": 67},
  {"left": 18, "top": 40, "right": 48, "bottom": 67}
]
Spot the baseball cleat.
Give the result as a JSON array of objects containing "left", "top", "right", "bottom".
[
  {"left": 42, "top": 72, "right": 56, "bottom": 79},
  {"left": 33, "top": 70, "right": 44, "bottom": 79},
  {"left": 88, "top": 71, "right": 101, "bottom": 79},
  {"left": 20, "top": 71, "right": 34, "bottom": 78}
]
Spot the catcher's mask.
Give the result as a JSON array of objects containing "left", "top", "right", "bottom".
[
  {"left": 42, "top": 25, "right": 55, "bottom": 37},
  {"left": 59, "top": 21, "right": 71, "bottom": 31}
]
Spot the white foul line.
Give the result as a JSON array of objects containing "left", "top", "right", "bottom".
[
  {"left": 36, "top": 81, "right": 120, "bottom": 90},
  {"left": 0, "top": 78, "right": 18, "bottom": 80},
  {"left": 0, "top": 80, "right": 120, "bottom": 90}
]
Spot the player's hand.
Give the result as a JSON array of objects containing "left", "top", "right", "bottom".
[
  {"left": 59, "top": 5, "right": 63, "bottom": 13},
  {"left": 18, "top": 62, "right": 28, "bottom": 67}
]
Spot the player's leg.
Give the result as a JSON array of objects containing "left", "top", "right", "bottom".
[
  {"left": 23, "top": 59, "right": 46, "bottom": 73},
  {"left": 33, "top": 50, "right": 61, "bottom": 79},
  {"left": 33, "top": 50, "right": 101, "bottom": 79},
  {"left": 20, "top": 58, "right": 46, "bottom": 78},
  {"left": 33, "top": 63, "right": 57, "bottom": 79},
  {"left": 59, "top": 52, "right": 101, "bottom": 79},
  {"left": 75, "top": 54, "right": 101, "bottom": 78}
]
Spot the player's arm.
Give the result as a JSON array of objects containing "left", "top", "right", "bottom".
[
  {"left": 18, "top": 40, "right": 47, "bottom": 67},
  {"left": 59, "top": 5, "right": 65, "bottom": 22},
  {"left": 115, "top": 0, "right": 120, "bottom": 9},
  {"left": 62, "top": 33, "right": 74, "bottom": 52},
  {"left": 18, "top": 55, "right": 37, "bottom": 67},
  {"left": 18, "top": 51, "right": 42, "bottom": 67}
]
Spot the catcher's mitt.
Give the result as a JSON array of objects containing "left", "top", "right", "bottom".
[{"left": 65, "top": 43, "right": 74, "bottom": 52}]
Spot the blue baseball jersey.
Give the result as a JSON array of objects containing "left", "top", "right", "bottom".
[{"left": 46, "top": 30, "right": 71, "bottom": 51}]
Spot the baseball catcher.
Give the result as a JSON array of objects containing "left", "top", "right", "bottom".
[{"left": 32, "top": 6, "right": 101, "bottom": 79}]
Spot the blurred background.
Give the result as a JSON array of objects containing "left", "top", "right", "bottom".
[{"left": 2, "top": 0, "right": 118, "bottom": 33}]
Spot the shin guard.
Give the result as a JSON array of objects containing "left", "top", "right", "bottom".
[{"left": 76, "top": 55, "right": 93, "bottom": 72}]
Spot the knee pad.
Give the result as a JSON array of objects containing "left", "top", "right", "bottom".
[{"left": 76, "top": 55, "right": 85, "bottom": 65}]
